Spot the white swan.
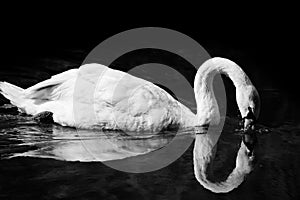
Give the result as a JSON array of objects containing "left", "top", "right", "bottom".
[{"left": 0, "top": 57, "right": 260, "bottom": 193}]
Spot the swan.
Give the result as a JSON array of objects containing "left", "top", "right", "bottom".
[{"left": 0, "top": 57, "right": 260, "bottom": 193}]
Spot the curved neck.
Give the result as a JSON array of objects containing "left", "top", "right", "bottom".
[
  {"left": 193, "top": 134, "right": 253, "bottom": 193},
  {"left": 194, "top": 57, "right": 252, "bottom": 126},
  {"left": 192, "top": 57, "right": 256, "bottom": 193}
]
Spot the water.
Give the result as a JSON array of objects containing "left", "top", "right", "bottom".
[
  {"left": 0, "top": 111, "right": 189, "bottom": 163},
  {"left": 0, "top": 52, "right": 300, "bottom": 199}
]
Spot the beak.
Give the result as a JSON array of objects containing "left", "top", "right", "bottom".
[
  {"left": 243, "top": 107, "right": 257, "bottom": 131},
  {"left": 243, "top": 118, "right": 255, "bottom": 131}
]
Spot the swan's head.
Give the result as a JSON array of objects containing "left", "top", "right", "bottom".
[{"left": 236, "top": 85, "right": 260, "bottom": 130}]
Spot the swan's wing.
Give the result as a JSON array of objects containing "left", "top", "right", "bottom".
[
  {"left": 91, "top": 68, "right": 186, "bottom": 131},
  {"left": 21, "top": 63, "right": 192, "bottom": 130},
  {"left": 24, "top": 68, "right": 79, "bottom": 101}
]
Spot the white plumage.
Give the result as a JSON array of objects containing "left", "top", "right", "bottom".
[{"left": 0, "top": 57, "right": 260, "bottom": 193}]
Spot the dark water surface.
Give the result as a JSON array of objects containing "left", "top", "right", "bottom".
[{"left": 0, "top": 51, "right": 300, "bottom": 199}]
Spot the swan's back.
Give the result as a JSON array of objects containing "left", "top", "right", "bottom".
[
  {"left": 77, "top": 64, "right": 192, "bottom": 132},
  {"left": 2, "top": 63, "right": 195, "bottom": 132}
]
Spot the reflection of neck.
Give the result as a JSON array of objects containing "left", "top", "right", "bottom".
[
  {"left": 193, "top": 134, "right": 253, "bottom": 193},
  {"left": 194, "top": 57, "right": 251, "bottom": 126}
]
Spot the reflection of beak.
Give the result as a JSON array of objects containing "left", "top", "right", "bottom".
[{"left": 242, "top": 130, "right": 258, "bottom": 159}]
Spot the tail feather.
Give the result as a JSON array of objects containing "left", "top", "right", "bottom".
[{"left": 0, "top": 81, "right": 25, "bottom": 108}]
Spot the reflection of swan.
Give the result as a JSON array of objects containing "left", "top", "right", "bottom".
[
  {"left": 0, "top": 57, "right": 260, "bottom": 193},
  {"left": 13, "top": 127, "right": 174, "bottom": 162}
]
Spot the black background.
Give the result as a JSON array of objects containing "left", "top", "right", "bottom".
[
  {"left": 1, "top": 4, "right": 298, "bottom": 121},
  {"left": 0, "top": 5, "right": 300, "bottom": 200}
]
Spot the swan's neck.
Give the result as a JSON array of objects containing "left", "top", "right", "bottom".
[
  {"left": 191, "top": 58, "right": 256, "bottom": 193},
  {"left": 194, "top": 57, "right": 252, "bottom": 126}
]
